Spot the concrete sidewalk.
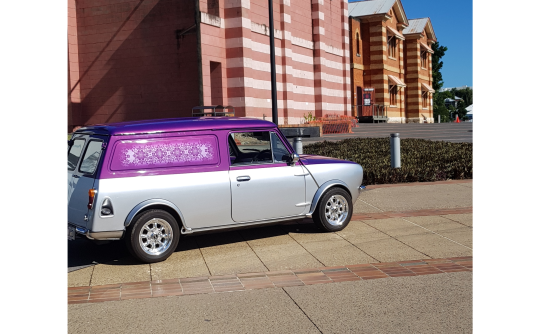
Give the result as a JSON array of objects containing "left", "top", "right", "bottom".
[
  {"left": 69, "top": 179, "right": 472, "bottom": 333},
  {"left": 68, "top": 180, "right": 472, "bottom": 287}
]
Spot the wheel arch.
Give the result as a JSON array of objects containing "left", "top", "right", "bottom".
[
  {"left": 307, "top": 180, "right": 352, "bottom": 217},
  {"left": 125, "top": 199, "right": 186, "bottom": 230}
]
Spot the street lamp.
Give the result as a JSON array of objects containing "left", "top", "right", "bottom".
[{"left": 268, "top": 0, "right": 278, "bottom": 125}]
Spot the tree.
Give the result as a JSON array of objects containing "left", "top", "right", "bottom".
[
  {"left": 453, "top": 87, "right": 473, "bottom": 107},
  {"left": 433, "top": 90, "right": 453, "bottom": 122},
  {"left": 456, "top": 100, "right": 468, "bottom": 120},
  {"left": 431, "top": 41, "right": 448, "bottom": 92}
]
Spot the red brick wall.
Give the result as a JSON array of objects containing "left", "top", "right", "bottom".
[{"left": 68, "top": 0, "right": 200, "bottom": 127}]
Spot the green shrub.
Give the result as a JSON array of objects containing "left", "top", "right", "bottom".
[{"left": 303, "top": 138, "right": 472, "bottom": 185}]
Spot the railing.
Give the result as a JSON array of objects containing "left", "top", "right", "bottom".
[
  {"left": 304, "top": 113, "right": 358, "bottom": 134},
  {"left": 192, "top": 105, "right": 235, "bottom": 117},
  {"left": 356, "top": 104, "right": 388, "bottom": 122}
]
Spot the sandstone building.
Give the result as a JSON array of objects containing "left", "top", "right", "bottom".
[{"left": 349, "top": 0, "right": 437, "bottom": 123}]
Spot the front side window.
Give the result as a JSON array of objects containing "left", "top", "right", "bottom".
[
  {"left": 422, "top": 91, "right": 429, "bottom": 109},
  {"left": 68, "top": 138, "right": 85, "bottom": 171},
  {"left": 387, "top": 35, "right": 396, "bottom": 58},
  {"left": 79, "top": 140, "right": 103, "bottom": 175},
  {"left": 229, "top": 131, "right": 290, "bottom": 166},
  {"left": 356, "top": 33, "right": 360, "bottom": 56},
  {"left": 421, "top": 50, "right": 428, "bottom": 68},
  {"left": 389, "top": 85, "right": 398, "bottom": 106}
]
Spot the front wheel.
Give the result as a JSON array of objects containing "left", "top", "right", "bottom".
[
  {"left": 313, "top": 188, "right": 353, "bottom": 232},
  {"left": 125, "top": 209, "right": 180, "bottom": 263}
]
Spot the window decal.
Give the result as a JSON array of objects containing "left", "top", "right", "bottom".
[{"left": 110, "top": 136, "right": 218, "bottom": 171}]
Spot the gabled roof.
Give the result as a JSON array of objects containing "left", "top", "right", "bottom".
[
  {"left": 349, "top": 0, "right": 409, "bottom": 26},
  {"left": 403, "top": 18, "right": 437, "bottom": 41}
]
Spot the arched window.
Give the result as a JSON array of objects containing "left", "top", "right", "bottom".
[{"left": 356, "top": 33, "right": 360, "bottom": 57}]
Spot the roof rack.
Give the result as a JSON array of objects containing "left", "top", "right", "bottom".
[{"left": 192, "top": 105, "right": 235, "bottom": 117}]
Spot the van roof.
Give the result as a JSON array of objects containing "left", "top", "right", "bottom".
[{"left": 75, "top": 117, "right": 277, "bottom": 136}]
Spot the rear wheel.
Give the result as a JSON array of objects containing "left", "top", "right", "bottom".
[
  {"left": 126, "top": 209, "right": 180, "bottom": 263},
  {"left": 313, "top": 188, "right": 352, "bottom": 232}
]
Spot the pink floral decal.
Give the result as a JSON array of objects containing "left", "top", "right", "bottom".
[{"left": 110, "top": 136, "right": 218, "bottom": 171}]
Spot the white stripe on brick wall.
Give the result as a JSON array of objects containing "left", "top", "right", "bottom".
[
  {"left": 314, "top": 57, "right": 344, "bottom": 71},
  {"left": 224, "top": 17, "right": 251, "bottom": 29},
  {"left": 290, "top": 51, "right": 314, "bottom": 65},
  {"left": 224, "top": 0, "right": 250, "bottom": 9},
  {"left": 225, "top": 37, "right": 252, "bottom": 49},
  {"left": 315, "top": 87, "right": 347, "bottom": 98},
  {"left": 201, "top": 12, "right": 223, "bottom": 28},
  {"left": 315, "top": 72, "right": 344, "bottom": 84},
  {"left": 344, "top": 36, "right": 349, "bottom": 44},
  {"left": 312, "top": 0, "right": 324, "bottom": 5},
  {"left": 343, "top": 22, "right": 349, "bottom": 30},
  {"left": 283, "top": 13, "right": 291, "bottom": 23},
  {"left": 313, "top": 26, "right": 325, "bottom": 35},
  {"left": 315, "top": 102, "right": 348, "bottom": 111},
  {"left": 227, "top": 57, "right": 315, "bottom": 82},
  {"left": 291, "top": 36, "right": 314, "bottom": 50},
  {"left": 251, "top": 22, "right": 283, "bottom": 39},
  {"left": 282, "top": 0, "right": 290, "bottom": 6},
  {"left": 251, "top": 40, "right": 283, "bottom": 57},
  {"left": 312, "top": 11, "right": 324, "bottom": 20}
]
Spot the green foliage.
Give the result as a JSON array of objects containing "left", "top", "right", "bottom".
[
  {"left": 453, "top": 87, "right": 473, "bottom": 107},
  {"left": 303, "top": 111, "right": 316, "bottom": 123},
  {"left": 431, "top": 42, "right": 448, "bottom": 92},
  {"left": 432, "top": 90, "right": 453, "bottom": 122},
  {"left": 304, "top": 138, "right": 472, "bottom": 185},
  {"left": 456, "top": 100, "right": 468, "bottom": 120}
]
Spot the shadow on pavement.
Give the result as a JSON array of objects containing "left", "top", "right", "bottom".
[{"left": 68, "top": 220, "right": 322, "bottom": 272}]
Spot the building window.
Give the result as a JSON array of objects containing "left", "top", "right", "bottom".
[
  {"left": 387, "top": 35, "right": 396, "bottom": 59},
  {"left": 208, "top": 0, "right": 219, "bottom": 17},
  {"left": 422, "top": 91, "right": 429, "bottom": 109},
  {"left": 356, "top": 33, "right": 360, "bottom": 57},
  {"left": 389, "top": 85, "right": 398, "bottom": 106},
  {"left": 421, "top": 50, "right": 428, "bottom": 69}
]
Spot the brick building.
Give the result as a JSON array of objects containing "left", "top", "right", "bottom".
[
  {"left": 348, "top": 0, "right": 437, "bottom": 123},
  {"left": 68, "top": 0, "right": 352, "bottom": 130}
]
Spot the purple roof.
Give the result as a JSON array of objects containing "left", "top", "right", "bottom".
[{"left": 77, "top": 117, "right": 277, "bottom": 136}]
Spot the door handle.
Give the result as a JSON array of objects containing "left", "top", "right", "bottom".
[
  {"left": 236, "top": 176, "right": 251, "bottom": 182},
  {"left": 73, "top": 175, "right": 80, "bottom": 178}
]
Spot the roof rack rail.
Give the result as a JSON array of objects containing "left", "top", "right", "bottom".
[{"left": 192, "top": 105, "right": 235, "bottom": 117}]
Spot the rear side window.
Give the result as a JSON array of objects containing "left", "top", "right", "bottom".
[
  {"left": 79, "top": 140, "right": 103, "bottom": 175},
  {"left": 110, "top": 135, "right": 219, "bottom": 171},
  {"left": 68, "top": 138, "right": 85, "bottom": 171}
]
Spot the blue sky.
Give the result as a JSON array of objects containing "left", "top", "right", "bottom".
[{"left": 349, "top": 0, "right": 473, "bottom": 89}]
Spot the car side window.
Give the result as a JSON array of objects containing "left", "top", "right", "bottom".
[
  {"left": 68, "top": 138, "right": 85, "bottom": 171},
  {"left": 79, "top": 140, "right": 103, "bottom": 175},
  {"left": 229, "top": 132, "right": 273, "bottom": 165},
  {"left": 270, "top": 132, "right": 290, "bottom": 162}
]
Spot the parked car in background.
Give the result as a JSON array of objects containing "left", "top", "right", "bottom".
[{"left": 68, "top": 117, "right": 364, "bottom": 263}]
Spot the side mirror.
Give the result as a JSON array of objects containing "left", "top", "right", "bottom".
[{"left": 289, "top": 153, "right": 300, "bottom": 165}]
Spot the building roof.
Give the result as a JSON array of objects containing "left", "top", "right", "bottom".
[
  {"left": 75, "top": 117, "right": 276, "bottom": 136},
  {"left": 403, "top": 18, "right": 437, "bottom": 41},
  {"left": 349, "top": 0, "right": 409, "bottom": 26}
]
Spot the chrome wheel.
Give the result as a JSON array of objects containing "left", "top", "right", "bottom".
[
  {"left": 138, "top": 218, "right": 173, "bottom": 256},
  {"left": 324, "top": 194, "right": 349, "bottom": 226}
]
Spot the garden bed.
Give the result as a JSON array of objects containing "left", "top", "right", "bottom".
[{"left": 303, "top": 138, "right": 472, "bottom": 185}]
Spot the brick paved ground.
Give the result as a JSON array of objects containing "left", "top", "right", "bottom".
[{"left": 69, "top": 256, "right": 472, "bottom": 304}]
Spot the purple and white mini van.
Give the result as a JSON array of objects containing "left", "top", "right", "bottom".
[{"left": 68, "top": 117, "right": 364, "bottom": 263}]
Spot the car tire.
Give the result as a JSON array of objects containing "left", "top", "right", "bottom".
[
  {"left": 312, "top": 188, "right": 353, "bottom": 232},
  {"left": 125, "top": 209, "right": 180, "bottom": 263}
]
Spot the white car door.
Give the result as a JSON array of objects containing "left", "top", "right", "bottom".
[{"left": 228, "top": 131, "right": 306, "bottom": 222}]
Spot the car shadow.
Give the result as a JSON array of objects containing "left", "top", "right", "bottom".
[{"left": 68, "top": 219, "right": 323, "bottom": 271}]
